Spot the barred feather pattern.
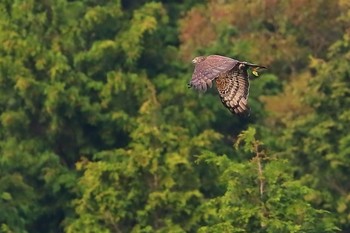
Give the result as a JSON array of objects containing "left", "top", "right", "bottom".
[
  {"left": 215, "top": 68, "right": 250, "bottom": 115},
  {"left": 189, "top": 55, "right": 265, "bottom": 116}
]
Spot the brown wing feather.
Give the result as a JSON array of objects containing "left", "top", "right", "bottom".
[
  {"left": 215, "top": 66, "right": 250, "bottom": 115},
  {"left": 189, "top": 55, "right": 239, "bottom": 92}
]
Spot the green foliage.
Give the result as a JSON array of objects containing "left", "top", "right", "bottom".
[
  {"left": 198, "top": 128, "right": 338, "bottom": 233},
  {"left": 179, "top": 0, "right": 343, "bottom": 79},
  {"left": 0, "top": 0, "right": 168, "bottom": 232},
  {"left": 0, "top": 0, "right": 348, "bottom": 232},
  {"left": 276, "top": 32, "right": 350, "bottom": 229},
  {"left": 66, "top": 76, "right": 223, "bottom": 231}
]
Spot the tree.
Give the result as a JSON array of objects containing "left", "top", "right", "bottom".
[
  {"left": 0, "top": 0, "right": 168, "bottom": 232},
  {"left": 197, "top": 127, "right": 338, "bottom": 233},
  {"left": 179, "top": 0, "right": 342, "bottom": 78},
  {"left": 275, "top": 35, "right": 350, "bottom": 231},
  {"left": 0, "top": 0, "right": 347, "bottom": 232}
]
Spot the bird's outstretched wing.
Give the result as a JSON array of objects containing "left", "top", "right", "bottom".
[
  {"left": 189, "top": 55, "right": 239, "bottom": 92},
  {"left": 215, "top": 66, "right": 250, "bottom": 115}
]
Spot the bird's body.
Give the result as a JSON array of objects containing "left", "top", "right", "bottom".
[{"left": 188, "top": 55, "right": 266, "bottom": 115}]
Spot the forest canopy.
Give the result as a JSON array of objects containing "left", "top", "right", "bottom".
[{"left": 0, "top": 0, "right": 349, "bottom": 232}]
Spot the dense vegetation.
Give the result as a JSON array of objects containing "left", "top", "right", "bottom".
[{"left": 0, "top": 0, "right": 349, "bottom": 232}]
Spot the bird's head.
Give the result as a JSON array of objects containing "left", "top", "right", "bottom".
[{"left": 192, "top": 56, "right": 206, "bottom": 64}]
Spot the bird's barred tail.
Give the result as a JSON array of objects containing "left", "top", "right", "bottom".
[{"left": 241, "top": 62, "right": 267, "bottom": 69}]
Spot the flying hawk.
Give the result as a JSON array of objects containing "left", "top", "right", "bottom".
[{"left": 188, "top": 55, "right": 266, "bottom": 115}]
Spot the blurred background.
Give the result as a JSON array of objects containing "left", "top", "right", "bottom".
[{"left": 0, "top": 0, "right": 349, "bottom": 232}]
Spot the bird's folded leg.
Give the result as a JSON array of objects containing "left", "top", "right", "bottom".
[{"left": 252, "top": 68, "right": 260, "bottom": 77}]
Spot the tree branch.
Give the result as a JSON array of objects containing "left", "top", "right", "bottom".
[{"left": 253, "top": 141, "right": 265, "bottom": 199}]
